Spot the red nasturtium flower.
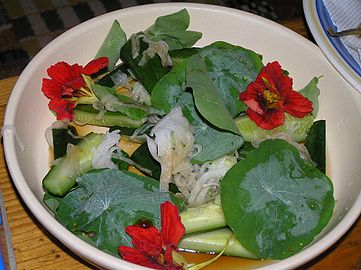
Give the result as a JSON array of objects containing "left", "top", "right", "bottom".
[
  {"left": 239, "top": 61, "right": 313, "bottom": 130},
  {"left": 41, "top": 57, "right": 109, "bottom": 120},
  {"left": 119, "top": 201, "right": 186, "bottom": 270}
]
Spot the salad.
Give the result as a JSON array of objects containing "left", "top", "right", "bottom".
[{"left": 40, "top": 9, "right": 335, "bottom": 270}]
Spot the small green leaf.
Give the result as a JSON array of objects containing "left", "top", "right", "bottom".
[
  {"left": 151, "top": 58, "right": 188, "bottom": 112},
  {"left": 186, "top": 55, "right": 240, "bottom": 135},
  {"left": 120, "top": 38, "right": 170, "bottom": 92},
  {"left": 221, "top": 139, "right": 334, "bottom": 259},
  {"left": 95, "top": 20, "right": 127, "bottom": 70},
  {"left": 145, "top": 9, "right": 202, "bottom": 50},
  {"left": 299, "top": 77, "right": 321, "bottom": 118}
]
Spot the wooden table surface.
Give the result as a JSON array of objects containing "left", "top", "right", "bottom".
[{"left": 0, "top": 16, "right": 360, "bottom": 270}]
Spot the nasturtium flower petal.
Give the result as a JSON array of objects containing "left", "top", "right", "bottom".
[
  {"left": 41, "top": 57, "right": 109, "bottom": 120},
  {"left": 47, "top": 62, "right": 83, "bottom": 85},
  {"left": 239, "top": 61, "right": 313, "bottom": 130},
  {"left": 82, "top": 57, "right": 109, "bottom": 75},
  {"left": 161, "top": 201, "right": 185, "bottom": 247},
  {"left": 246, "top": 107, "right": 284, "bottom": 130},
  {"left": 283, "top": 90, "right": 313, "bottom": 117},
  {"left": 42, "top": 78, "right": 63, "bottom": 99},
  {"left": 118, "top": 246, "right": 164, "bottom": 270},
  {"left": 119, "top": 201, "right": 185, "bottom": 270},
  {"left": 48, "top": 99, "right": 74, "bottom": 120}
]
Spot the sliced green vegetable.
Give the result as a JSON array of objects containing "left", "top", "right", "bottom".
[
  {"left": 43, "top": 132, "right": 104, "bottom": 196},
  {"left": 91, "top": 84, "right": 149, "bottom": 120},
  {"left": 95, "top": 20, "right": 127, "bottom": 70},
  {"left": 43, "top": 169, "right": 181, "bottom": 256},
  {"left": 221, "top": 139, "right": 334, "bottom": 259},
  {"left": 299, "top": 77, "right": 321, "bottom": 118},
  {"left": 235, "top": 113, "right": 314, "bottom": 142},
  {"left": 144, "top": 9, "right": 202, "bottom": 50},
  {"left": 180, "top": 202, "right": 226, "bottom": 234},
  {"left": 73, "top": 104, "right": 147, "bottom": 128},
  {"left": 179, "top": 228, "right": 258, "bottom": 259},
  {"left": 199, "top": 41, "right": 263, "bottom": 116},
  {"left": 305, "top": 120, "right": 326, "bottom": 173}
]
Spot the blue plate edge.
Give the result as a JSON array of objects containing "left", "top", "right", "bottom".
[{"left": 315, "top": 0, "right": 361, "bottom": 77}]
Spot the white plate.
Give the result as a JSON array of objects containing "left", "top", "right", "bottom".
[
  {"left": 3, "top": 3, "right": 361, "bottom": 270},
  {"left": 303, "top": 0, "right": 361, "bottom": 93}
]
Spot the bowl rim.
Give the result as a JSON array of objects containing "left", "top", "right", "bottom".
[{"left": 3, "top": 2, "right": 361, "bottom": 270}]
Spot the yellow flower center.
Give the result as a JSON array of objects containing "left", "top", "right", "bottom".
[{"left": 262, "top": 89, "right": 283, "bottom": 109}]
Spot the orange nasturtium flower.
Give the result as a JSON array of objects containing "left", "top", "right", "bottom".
[
  {"left": 239, "top": 61, "right": 313, "bottom": 130},
  {"left": 41, "top": 57, "right": 109, "bottom": 120},
  {"left": 119, "top": 201, "right": 186, "bottom": 270}
]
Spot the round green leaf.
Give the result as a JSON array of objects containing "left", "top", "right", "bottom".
[
  {"left": 221, "top": 139, "right": 334, "bottom": 259},
  {"left": 44, "top": 169, "right": 179, "bottom": 256}
]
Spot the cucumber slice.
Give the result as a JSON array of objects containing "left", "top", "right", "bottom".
[
  {"left": 179, "top": 228, "right": 258, "bottom": 259},
  {"left": 180, "top": 202, "right": 227, "bottom": 234},
  {"left": 43, "top": 132, "right": 104, "bottom": 196},
  {"left": 73, "top": 104, "right": 147, "bottom": 128},
  {"left": 235, "top": 113, "right": 314, "bottom": 142}
]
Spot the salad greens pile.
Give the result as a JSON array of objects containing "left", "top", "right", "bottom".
[{"left": 41, "top": 8, "right": 334, "bottom": 266}]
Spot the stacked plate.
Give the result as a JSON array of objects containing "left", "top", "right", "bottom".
[{"left": 303, "top": 0, "right": 361, "bottom": 93}]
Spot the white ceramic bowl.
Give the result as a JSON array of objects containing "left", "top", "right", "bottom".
[{"left": 3, "top": 3, "right": 361, "bottom": 270}]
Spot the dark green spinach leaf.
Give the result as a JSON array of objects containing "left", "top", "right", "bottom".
[
  {"left": 131, "top": 143, "right": 161, "bottom": 180},
  {"left": 305, "top": 120, "right": 326, "bottom": 173},
  {"left": 120, "top": 38, "right": 171, "bottom": 92},
  {"left": 52, "top": 126, "right": 80, "bottom": 159}
]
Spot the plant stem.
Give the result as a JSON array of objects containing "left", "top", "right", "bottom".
[{"left": 327, "top": 24, "right": 361, "bottom": 37}]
